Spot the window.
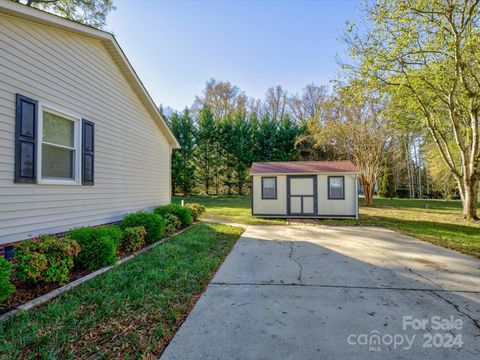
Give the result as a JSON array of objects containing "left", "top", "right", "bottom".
[
  {"left": 262, "top": 177, "right": 277, "bottom": 199},
  {"left": 39, "top": 107, "right": 80, "bottom": 184},
  {"left": 328, "top": 176, "right": 344, "bottom": 199}
]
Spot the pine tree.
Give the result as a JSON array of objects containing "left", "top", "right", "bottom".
[{"left": 195, "top": 105, "right": 217, "bottom": 195}]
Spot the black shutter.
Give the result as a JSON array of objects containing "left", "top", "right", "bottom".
[
  {"left": 82, "top": 119, "right": 94, "bottom": 185},
  {"left": 15, "top": 94, "right": 37, "bottom": 183}
]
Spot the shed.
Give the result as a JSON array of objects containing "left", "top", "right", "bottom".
[{"left": 250, "top": 161, "right": 360, "bottom": 219}]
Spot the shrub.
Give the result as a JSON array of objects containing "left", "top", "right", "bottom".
[
  {"left": 14, "top": 236, "right": 80, "bottom": 285},
  {"left": 185, "top": 203, "right": 206, "bottom": 221},
  {"left": 0, "top": 257, "right": 15, "bottom": 303},
  {"left": 164, "top": 214, "right": 181, "bottom": 236},
  {"left": 395, "top": 188, "right": 409, "bottom": 198},
  {"left": 120, "top": 212, "right": 165, "bottom": 244},
  {"left": 121, "top": 226, "right": 146, "bottom": 252},
  {"left": 68, "top": 225, "right": 122, "bottom": 270},
  {"left": 154, "top": 204, "right": 193, "bottom": 226}
]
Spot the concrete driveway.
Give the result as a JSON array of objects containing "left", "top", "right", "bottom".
[{"left": 161, "top": 225, "right": 480, "bottom": 359}]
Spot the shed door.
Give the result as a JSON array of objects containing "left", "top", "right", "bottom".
[{"left": 288, "top": 176, "right": 317, "bottom": 215}]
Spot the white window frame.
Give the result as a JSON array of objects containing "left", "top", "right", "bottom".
[{"left": 37, "top": 104, "right": 82, "bottom": 185}]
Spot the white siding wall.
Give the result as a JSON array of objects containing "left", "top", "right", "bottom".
[
  {"left": 252, "top": 175, "right": 287, "bottom": 215},
  {"left": 0, "top": 14, "right": 172, "bottom": 244},
  {"left": 317, "top": 174, "right": 357, "bottom": 216}
]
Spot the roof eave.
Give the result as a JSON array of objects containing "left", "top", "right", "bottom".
[{"left": 0, "top": 0, "right": 180, "bottom": 149}]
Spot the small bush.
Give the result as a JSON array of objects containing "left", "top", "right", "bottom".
[
  {"left": 154, "top": 204, "right": 193, "bottom": 226},
  {"left": 185, "top": 203, "right": 206, "bottom": 221},
  {"left": 120, "top": 212, "right": 165, "bottom": 244},
  {"left": 395, "top": 188, "right": 409, "bottom": 198},
  {"left": 68, "top": 225, "right": 122, "bottom": 270},
  {"left": 14, "top": 236, "right": 80, "bottom": 285},
  {"left": 121, "top": 226, "right": 146, "bottom": 252},
  {"left": 0, "top": 257, "right": 15, "bottom": 303},
  {"left": 164, "top": 214, "right": 181, "bottom": 236}
]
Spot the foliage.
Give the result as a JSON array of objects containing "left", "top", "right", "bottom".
[
  {"left": 19, "top": 0, "right": 115, "bottom": 29},
  {"left": 0, "top": 223, "right": 243, "bottom": 358},
  {"left": 163, "top": 214, "right": 181, "bottom": 236},
  {"left": 395, "top": 188, "right": 409, "bottom": 199},
  {"left": 0, "top": 257, "right": 15, "bottom": 304},
  {"left": 154, "top": 204, "right": 193, "bottom": 226},
  {"left": 195, "top": 105, "right": 218, "bottom": 195},
  {"left": 378, "top": 171, "right": 395, "bottom": 199},
  {"left": 14, "top": 236, "right": 80, "bottom": 285},
  {"left": 121, "top": 226, "right": 146, "bottom": 252},
  {"left": 68, "top": 226, "right": 122, "bottom": 270},
  {"left": 343, "top": 0, "right": 480, "bottom": 218},
  {"left": 120, "top": 212, "right": 165, "bottom": 244},
  {"left": 185, "top": 203, "right": 206, "bottom": 221},
  {"left": 170, "top": 109, "right": 196, "bottom": 196}
]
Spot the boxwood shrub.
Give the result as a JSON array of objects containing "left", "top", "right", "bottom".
[
  {"left": 163, "top": 213, "right": 181, "bottom": 236},
  {"left": 185, "top": 203, "right": 206, "bottom": 221},
  {"left": 121, "top": 226, "right": 146, "bottom": 252},
  {"left": 120, "top": 212, "right": 165, "bottom": 244},
  {"left": 0, "top": 257, "right": 15, "bottom": 303},
  {"left": 14, "top": 235, "right": 80, "bottom": 285},
  {"left": 154, "top": 204, "right": 193, "bottom": 226},
  {"left": 68, "top": 225, "right": 123, "bottom": 270}
]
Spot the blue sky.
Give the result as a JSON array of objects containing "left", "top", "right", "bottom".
[{"left": 108, "top": 0, "right": 360, "bottom": 110}]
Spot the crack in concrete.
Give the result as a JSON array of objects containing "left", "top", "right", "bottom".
[
  {"left": 209, "top": 282, "right": 480, "bottom": 293},
  {"left": 431, "top": 291, "right": 480, "bottom": 331},
  {"left": 288, "top": 241, "right": 303, "bottom": 285}
]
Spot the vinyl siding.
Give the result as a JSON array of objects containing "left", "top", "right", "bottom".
[
  {"left": 252, "top": 175, "right": 287, "bottom": 215},
  {"left": 0, "top": 14, "right": 172, "bottom": 244}
]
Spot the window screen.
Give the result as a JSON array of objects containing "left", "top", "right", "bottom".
[
  {"left": 328, "top": 176, "right": 344, "bottom": 199},
  {"left": 262, "top": 177, "right": 277, "bottom": 199}
]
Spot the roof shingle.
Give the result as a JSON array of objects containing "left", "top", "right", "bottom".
[{"left": 250, "top": 161, "right": 359, "bottom": 175}]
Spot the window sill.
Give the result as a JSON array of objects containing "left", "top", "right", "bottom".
[{"left": 37, "top": 179, "right": 82, "bottom": 186}]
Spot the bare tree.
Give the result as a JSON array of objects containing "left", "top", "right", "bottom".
[{"left": 288, "top": 83, "right": 328, "bottom": 123}]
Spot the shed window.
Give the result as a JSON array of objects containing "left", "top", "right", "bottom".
[
  {"left": 40, "top": 108, "right": 80, "bottom": 183},
  {"left": 262, "top": 177, "right": 277, "bottom": 199},
  {"left": 328, "top": 176, "right": 344, "bottom": 199}
]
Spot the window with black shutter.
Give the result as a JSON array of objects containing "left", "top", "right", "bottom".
[{"left": 82, "top": 119, "right": 94, "bottom": 185}]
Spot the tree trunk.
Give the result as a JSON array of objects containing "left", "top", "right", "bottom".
[
  {"left": 459, "top": 177, "right": 479, "bottom": 220},
  {"left": 361, "top": 175, "right": 374, "bottom": 207}
]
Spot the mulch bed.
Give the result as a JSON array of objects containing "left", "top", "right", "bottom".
[{"left": 0, "top": 225, "right": 191, "bottom": 316}]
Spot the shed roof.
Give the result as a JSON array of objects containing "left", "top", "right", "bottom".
[
  {"left": 0, "top": 0, "right": 180, "bottom": 148},
  {"left": 250, "top": 161, "right": 359, "bottom": 175}
]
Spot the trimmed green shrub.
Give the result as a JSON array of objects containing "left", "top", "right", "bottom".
[
  {"left": 154, "top": 204, "right": 193, "bottom": 226},
  {"left": 121, "top": 226, "right": 146, "bottom": 252},
  {"left": 0, "top": 257, "right": 15, "bottom": 303},
  {"left": 185, "top": 203, "right": 206, "bottom": 221},
  {"left": 164, "top": 213, "right": 181, "bottom": 236},
  {"left": 68, "top": 225, "right": 122, "bottom": 270},
  {"left": 120, "top": 212, "right": 165, "bottom": 244},
  {"left": 14, "top": 236, "right": 80, "bottom": 285}
]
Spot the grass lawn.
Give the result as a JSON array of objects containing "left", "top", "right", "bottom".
[
  {"left": 173, "top": 195, "right": 285, "bottom": 225},
  {"left": 176, "top": 195, "right": 480, "bottom": 258},
  {"left": 0, "top": 223, "right": 243, "bottom": 358}
]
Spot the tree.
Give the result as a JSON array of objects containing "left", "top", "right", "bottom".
[
  {"left": 194, "top": 79, "right": 247, "bottom": 118},
  {"left": 195, "top": 105, "right": 217, "bottom": 195},
  {"left": 344, "top": 0, "right": 480, "bottom": 219},
  {"left": 15, "top": 0, "right": 115, "bottom": 29},
  {"left": 169, "top": 109, "right": 196, "bottom": 196},
  {"left": 288, "top": 83, "right": 328, "bottom": 123},
  {"left": 379, "top": 172, "right": 395, "bottom": 199},
  {"left": 312, "top": 82, "right": 390, "bottom": 206}
]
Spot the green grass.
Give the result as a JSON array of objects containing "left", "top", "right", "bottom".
[
  {"left": 176, "top": 195, "right": 480, "bottom": 258},
  {"left": 0, "top": 223, "right": 243, "bottom": 358},
  {"left": 173, "top": 195, "right": 285, "bottom": 225}
]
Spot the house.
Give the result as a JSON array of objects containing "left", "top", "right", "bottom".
[
  {"left": 250, "top": 161, "right": 359, "bottom": 219},
  {"left": 0, "top": 1, "right": 180, "bottom": 256}
]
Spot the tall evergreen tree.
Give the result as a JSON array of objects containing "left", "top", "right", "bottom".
[
  {"left": 195, "top": 105, "right": 217, "bottom": 195},
  {"left": 169, "top": 109, "right": 196, "bottom": 196}
]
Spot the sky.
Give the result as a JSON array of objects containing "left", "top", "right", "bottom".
[{"left": 107, "top": 0, "right": 361, "bottom": 111}]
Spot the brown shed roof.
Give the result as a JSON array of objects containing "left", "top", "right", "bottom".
[{"left": 250, "top": 161, "right": 359, "bottom": 175}]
